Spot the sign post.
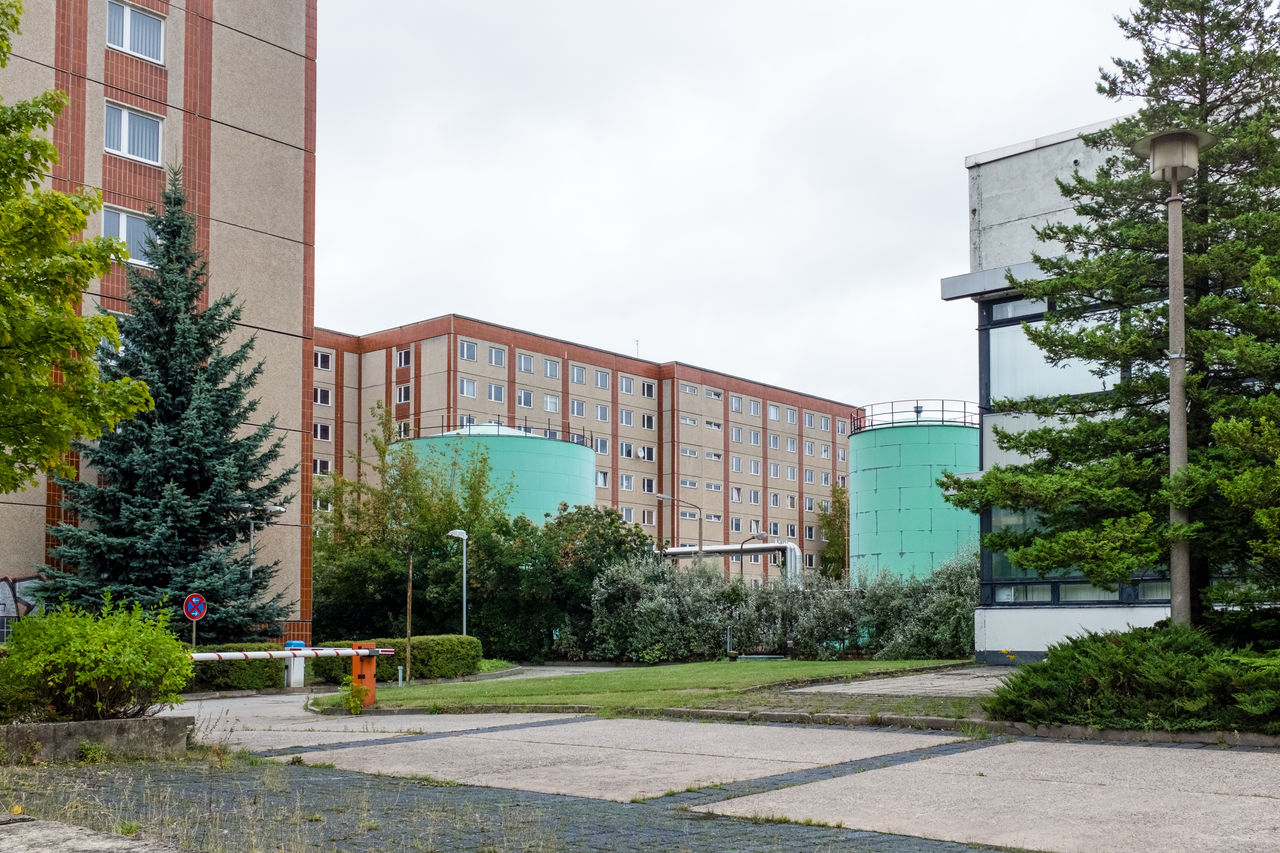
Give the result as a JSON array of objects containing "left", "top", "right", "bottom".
[{"left": 183, "top": 592, "right": 207, "bottom": 649}]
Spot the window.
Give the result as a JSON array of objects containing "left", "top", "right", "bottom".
[
  {"left": 805, "top": 554, "right": 816, "bottom": 569},
  {"left": 396, "top": 384, "right": 412, "bottom": 403},
  {"left": 787, "top": 408, "right": 797, "bottom": 424},
  {"left": 705, "top": 420, "right": 722, "bottom": 431},
  {"left": 805, "top": 497, "right": 815, "bottom": 511},
  {"left": 788, "top": 495, "right": 797, "bottom": 509},
  {"left": 749, "top": 459, "right": 761, "bottom": 475},
  {"left": 639, "top": 446, "right": 655, "bottom": 462},
  {"left": 838, "top": 475, "right": 846, "bottom": 488},
  {"left": 749, "top": 489, "right": 760, "bottom": 505},
  {"left": 595, "top": 370, "right": 610, "bottom": 389},
  {"left": 105, "top": 103, "right": 161, "bottom": 164},
  {"left": 821, "top": 444, "right": 830, "bottom": 459},
  {"left": 545, "top": 359, "right": 559, "bottom": 378},
  {"left": 516, "top": 389, "right": 533, "bottom": 408},
  {"left": 641, "top": 509, "right": 655, "bottom": 525},
  {"left": 312, "top": 458, "right": 330, "bottom": 475},
  {"left": 680, "top": 478, "right": 698, "bottom": 488},
  {"left": 641, "top": 477, "right": 656, "bottom": 493},
  {"left": 837, "top": 447, "right": 845, "bottom": 462},
  {"left": 787, "top": 437, "right": 797, "bottom": 452},
  {"left": 804, "top": 413, "right": 815, "bottom": 428},
  {"left": 769, "top": 463, "right": 779, "bottom": 478},
  {"left": 749, "top": 518, "right": 761, "bottom": 533},
  {"left": 621, "top": 507, "right": 633, "bottom": 522},
  {"left": 313, "top": 498, "right": 332, "bottom": 512},
  {"left": 730, "top": 426, "right": 742, "bottom": 443},
  {"left": 823, "top": 472, "right": 833, "bottom": 486},
  {"left": 680, "top": 415, "right": 697, "bottom": 426},
  {"left": 103, "top": 208, "right": 153, "bottom": 265},
  {"left": 595, "top": 437, "right": 609, "bottom": 455},
  {"left": 769, "top": 521, "right": 780, "bottom": 536},
  {"left": 570, "top": 399, "right": 585, "bottom": 417},
  {"left": 544, "top": 428, "right": 559, "bottom": 440},
  {"left": 769, "top": 434, "right": 780, "bottom": 450},
  {"left": 680, "top": 447, "right": 698, "bottom": 458},
  {"left": 730, "top": 456, "right": 742, "bottom": 473},
  {"left": 706, "top": 483, "right": 722, "bottom": 492},
  {"left": 706, "top": 388, "right": 722, "bottom": 400},
  {"left": 730, "top": 395, "right": 742, "bottom": 413},
  {"left": 641, "top": 414, "right": 655, "bottom": 430},
  {"left": 787, "top": 466, "right": 797, "bottom": 481},
  {"left": 517, "top": 353, "right": 533, "bottom": 373},
  {"left": 820, "top": 499, "right": 830, "bottom": 512},
  {"left": 571, "top": 365, "right": 586, "bottom": 384},
  {"left": 487, "top": 383, "right": 504, "bottom": 403},
  {"left": 641, "top": 381, "right": 656, "bottom": 399},
  {"left": 705, "top": 512, "right": 723, "bottom": 522},
  {"left": 459, "top": 340, "right": 477, "bottom": 360},
  {"left": 620, "top": 376, "right": 633, "bottom": 394},
  {"left": 619, "top": 441, "right": 633, "bottom": 458},
  {"left": 619, "top": 409, "right": 633, "bottom": 426},
  {"left": 397, "top": 421, "right": 411, "bottom": 439},
  {"left": 804, "top": 469, "right": 814, "bottom": 484},
  {"left": 460, "top": 415, "right": 476, "bottom": 426},
  {"left": 750, "top": 400, "right": 761, "bottom": 417},
  {"left": 989, "top": 319, "right": 1114, "bottom": 398},
  {"left": 314, "top": 351, "right": 332, "bottom": 371},
  {"left": 730, "top": 517, "right": 742, "bottom": 532},
  {"left": 485, "top": 346, "right": 503, "bottom": 367},
  {"left": 805, "top": 525, "right": 815, "bottom": 540},
  {"left": 393, "top": 348, "right": 412, "bottom": 369},
  {"left": 313, "top": 387, "right": 331, "bottom": 405},
  {"left": 770, "top": 493, "right": 779, "bottom": 508},
  {"left": 679, "top": 509, "right": 699, "bottom": 520},
  {"left": 730, "top": 487, "right": 742, "bottom": 502},
  {"left": 750, "top": 430, "right": 761, "bottom": 446},
  {"left": 596, "top": 471, "right": 609, "bottom": 488},
  {"left": 595, "top": 404, "right": 609, "bottom": 422},
  {"left": 544, "top": 394, "right": 560, "bottom": 413},
  {"left": 768, "top": 404, "right": 780, "bottom": 420},
  {"left": 458, "top": 379, "right": 475, "bottom": 398},
  {"left": 680, "top": 383, "right": 697, "bottom": 394},
  {"left": 107, "top": 2, "right": 164, "bottom": 62},
  {"left": 706, "top": 451, "right": 722, "bottom": 461},
  {"left": 837, "top": 420, "right": 847, "bottom": 435},
  {"left": 821, "top": 416, "right": 831, "bottom": 432},
  {"left": 787, "top": 524, "right": 797, "bottom": 538},
  {"left": 313, "top": 423, "right": 331, "bottom": 441},
  {"left": 805, "top": 441, "right": 814, "bottom": 456}
]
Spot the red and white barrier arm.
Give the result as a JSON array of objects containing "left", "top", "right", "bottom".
[{"left": 188, "top": 647, "right": 395, "bottom": 662}]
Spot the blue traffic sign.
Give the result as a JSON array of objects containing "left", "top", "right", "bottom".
[{"left": 183, "top": 593, "right": 207, "bottom": 621}]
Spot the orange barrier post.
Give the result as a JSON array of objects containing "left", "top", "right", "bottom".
[{"left": 351, "top": 642, "right": 378, "bottom": 707}]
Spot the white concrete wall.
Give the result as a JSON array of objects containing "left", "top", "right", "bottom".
[{"left": 975, "top": 605, "right": 1169, "bottom": 661}]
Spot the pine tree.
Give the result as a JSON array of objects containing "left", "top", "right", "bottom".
[
  {"left": 941, "top": 0, "right": 1280, "bottom": 621},
  {"left": 37, "top": 170, "right": 295, "bottom": 643}
]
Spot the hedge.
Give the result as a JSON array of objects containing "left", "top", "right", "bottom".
[
  {"left": 187, "top": 643, "right": 289, "bottom": 692},
  {"left": 309, "top": 635, "right": 482, "bottom": 684}
]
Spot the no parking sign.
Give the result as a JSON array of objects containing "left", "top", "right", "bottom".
[{"left": 184, "top": 592, "right": 207, "bottom": 647}]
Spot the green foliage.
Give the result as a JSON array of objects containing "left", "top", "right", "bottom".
[
  {"left": 187, "top": 643, "right": 285, "bottom": 692},
  {"left": 36, "top": 171, "right": 294, "bottom": 643},
  {"left": 873, "top": 556, "right": 979, "bottom": 661},
  {"left": 985, "top": 625, "right": 1280, "bottom": 734},
  {"left": 308, "top": 635, "right": 482, "bottom": 684},
  {"left": 76, "top": 740, "right": 108, "bottom": 764},
  {"left": 941, "top": 0, "right": 1280, "bottom": 614},
  {"left": 337, "top": 675, "right": 367, "bottom": 715},
  {"left": 0, "top": 596, "right": 191, "bottom": 721},
  {"left": 815, "top": 485, "right": 850, "bottom": 580},
  {"left": 0, "top": 1, "right": 152, "bottom": 492}
]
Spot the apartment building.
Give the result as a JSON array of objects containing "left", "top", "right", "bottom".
[
  {"left": 0, "top": 2, "right": 316, "bottom": 641},
  {"left": 313, "top": 316, "right": 858, "bottom": 585}
]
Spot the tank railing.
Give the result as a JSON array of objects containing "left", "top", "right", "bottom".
[
  {"left": 405, "top": 415, "right": 598, "bottom": 448},
  {"left": 850, "top": 399, "right": 981, "bottom": 432}
]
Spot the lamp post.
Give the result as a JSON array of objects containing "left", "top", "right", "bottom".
[
  {"left": 239, "top": 504, "right": 286, "bottom": 579},
  {"left": 656, "top": 493, "right": 701, "bottom": 553},
  {"left": 1132, "top": 128, "right": 1216, "bottom": 625},
  {"left": 447, "top": 529, "right": 468, "bottom": 636},
  {"left": 738, "top": 532, "right": 767, "bottom": 582}
]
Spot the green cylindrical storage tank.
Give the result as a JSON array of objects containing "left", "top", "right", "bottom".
[
  {"left": 406, "top": 425, "right": 595, "bottom": 523},
  {"left": 850, "top": 401, "right": 980, "bottom": 580}
]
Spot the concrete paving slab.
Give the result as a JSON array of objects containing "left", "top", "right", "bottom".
[
  {"left": 791, "top": 666, "right": 1016, "bottom": 697},
  {"left": 289, "top": 718, "right": 962, "bottom": 802},
  {"left": 696, "top": 740, "right": 1280, "bottom": 853},
  {"left": 472, "top": 717, "right": 964, "bottom": 764},
  {"left": 0, "top": 819, "right": 184, "bottom": 852}
]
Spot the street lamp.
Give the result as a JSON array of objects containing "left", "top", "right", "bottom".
[
  {"left": 656, "top": 493, "right": 702, "bottom": 552},
  {"left": 239, "top": 504, "right": 285, "bottom": 579},
  {"left": 447, "top": 529, "right": 468, "bottom": 636},
  {"left": 738, "top": 532, "right": 768, "bottom": 582},
  {"left": 1132, "top": 128, "right": 1216, "bottom": 625}
]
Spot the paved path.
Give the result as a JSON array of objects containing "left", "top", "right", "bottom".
[
  {"left": 791, "top": 666, "right": 1017, "bottom": 697},
  {"left": 150, "top": 693, "right": 1280, "bottom": 853}
]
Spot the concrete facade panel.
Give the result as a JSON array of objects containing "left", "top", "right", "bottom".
[
  {"left": 211, "top": 25, "right": 305, "bottom": 148},
  {"left": 208, "top": 123, "right": 304, "bottom": 241},
  {"left": 214, "top": 1, "right": 307, "bottom": 55}
]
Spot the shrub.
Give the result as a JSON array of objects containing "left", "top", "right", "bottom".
[
  {"left": 984, "top": 624, "right": 1280, "bottom": 734},
  {"left": 0, "top": 597, "right": 191, "bottom": 721},
  {"left": 187, "top": 643, "right": 286, "bottom": 691},
  {"left": 309, "top": 635, "right": 483, "bottom": 684},
  {"left": 873, "top": 555, "right": 978, "bottom": 660}
]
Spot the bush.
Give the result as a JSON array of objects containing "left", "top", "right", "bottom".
[
  {"left": 309, "top": 635, "right": 483, "bottom": 684},
  {"left": 187, "top": 643, "right": 287, "bottom": 691},
  {"left": 0, "top": 598, "right": 191, "bottom": 721},
  {"left": 873, "top": 555, "right": 978, "bottom": 660},
  {"left": 983, "top": 624, "right": 1280, "bottom": 734}
]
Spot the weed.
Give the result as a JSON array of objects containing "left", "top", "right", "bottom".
[
  {"left": 959, "top": 722, "right": 991, "bottom": 739},
  {"left": 76, "top": 741, "right": 108, "bottom": 765}
]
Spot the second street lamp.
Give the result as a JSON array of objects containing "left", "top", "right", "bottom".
[
  {"left": 656, "top": 492, "right": 701, "bottom": 553},
  {"left": 447, "top": 529, "right": 468, "bottom": 636}
]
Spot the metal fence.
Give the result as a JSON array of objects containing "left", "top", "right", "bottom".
[{"left": 850, "top": 399, "right": 980, "bottom": 432}]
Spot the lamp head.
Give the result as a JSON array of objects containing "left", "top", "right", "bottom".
[
  {"left": 447, "top": 529, "right": 468, "bottom": 541},
  {"left": 1132, "top": 129, "right": 1216, "bottom": 183}
]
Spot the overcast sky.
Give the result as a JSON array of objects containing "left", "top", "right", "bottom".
[{"left": 314, "top": 1, "right": 1138, "bottom": 406}]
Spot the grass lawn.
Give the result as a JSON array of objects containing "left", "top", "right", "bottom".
[{"left": 314, "top": 658, "right": 967, "bottom": 715}]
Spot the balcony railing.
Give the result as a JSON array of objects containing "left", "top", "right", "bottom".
[{"left": 850, "top": 399, "right": 980, "bottom": 432}]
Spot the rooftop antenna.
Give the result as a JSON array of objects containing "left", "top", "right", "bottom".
[{"left": 635, "top": 339, "right": 640, "bottom": 358}]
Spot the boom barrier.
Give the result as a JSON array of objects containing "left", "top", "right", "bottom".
[{"left": 187, "top": 645, "right": 393, "bottom": 706}]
